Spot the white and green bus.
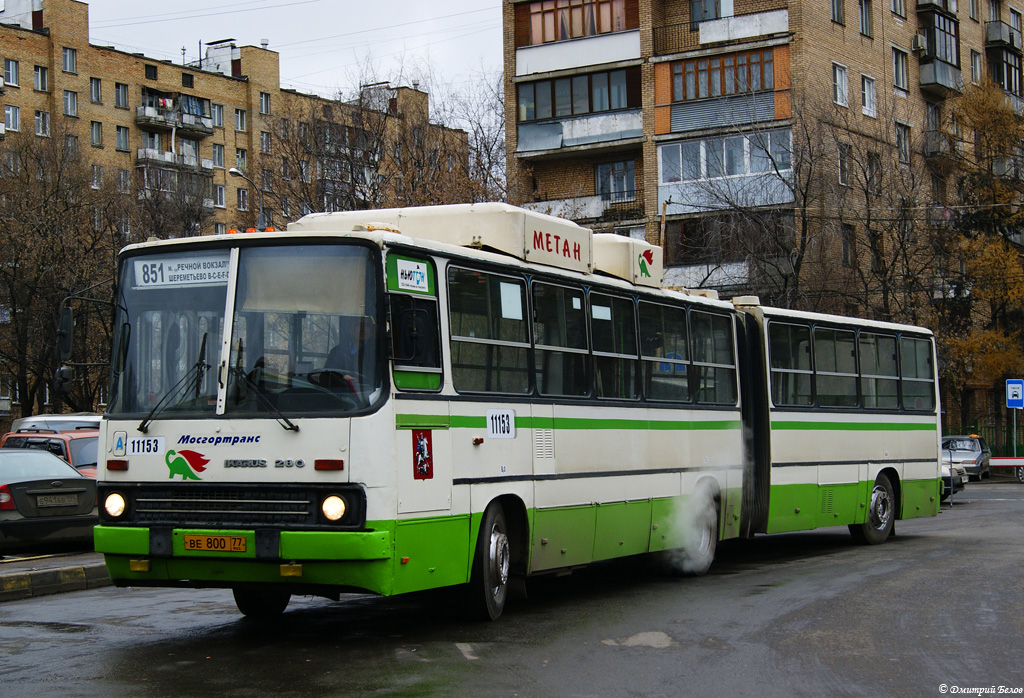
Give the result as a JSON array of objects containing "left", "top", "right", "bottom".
[{"left": 91, "top": 203, "right": 940, "bottom": 619}]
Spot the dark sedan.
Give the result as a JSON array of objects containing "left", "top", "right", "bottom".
[{"left": 0, "top": 449, "right": 97, "bottom": 554}]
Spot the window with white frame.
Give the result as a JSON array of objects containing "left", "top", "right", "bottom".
[
  {"left": 4, "top": 59, "right": 18, "bottom": 87},
  {"left": 34, "top": 110, "right": 49, "bottom": 137},
  {"left": 114, "top": 82, "right": 128, "bottom": 108},
  {"left": 259, "top": 92, "right": 271, "bottom": 114},
  {"left": 212, "top": 103, "right": 223, "bottom": 127},
  {"left": 116, "top": 125, "right": 129, "bottom": 151},
  {"left": 972, "top": 50, "right": 982, "bottom": 83},
  {"left": 833, "top": 63, "right": 849, "bottom": 106},
  {"left": 63, "top": 90, "right": 77, "bottom": 116},
  {"left": 895, "top": 121, "right": 911, "bottom": 164},
  {"left": 34, "top": 65, "right": 47, "bottom": 91},
  {"left": 659, "top": 129, "right": 792, "bottom": 183},
  {"left": 214, "top": 223, "right": 226, "bottom": 235},
  {"left": 214, "top": 184, "right": 225, "bottom": 208},
  {"left": 117, "top": 168, "right": 131, "bottom": 192},
  {"left": 237, "top": 188, "right": 249, "bottom": 211},
  {"left": 892, "top": 0, "right": 905, "bottom": 17},
  {"left": 62, "top": 47, "right": 76, "bottom": 73},
  {"left": 832, "top": 0, "right": 845, "bottom": 22},
  {"left": 4, "top": 105, "right": 19, "bottom": 132},
  {"left": 862, "top": 75, "right": 877, "bottom": 116},
  {"left": 260, "top": 131, "right": 271, "bottom": 154},
  {"left": 90, "top": 77, "right": 101, "bottom": 103},
  {"left": 212, "top": 143, "right": 224, "bottom": 168},
  {"left": 893, "top": 47, "right": 909, "bottom": 92},
  {"left": 236, "top": 148, "right": 247, "bottom": 170},
  {"left": 596, "top": 160, "right": 635, "bottom": 201},
  {"left": 839, "top": 142, "right": 850, "bottom": 186},
  {"left": 92, "top": 165, "right": 103, "bottom": 189},
  {"left": 970, "top": 0, "right": 979, "bottom": 18},
  {"left": 91, "top": 121, "right": 102, "bottom": 146},
  {"left": 235, "top": 108, "right": 246, "bottom": 131}
]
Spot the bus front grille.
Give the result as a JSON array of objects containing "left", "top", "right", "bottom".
[{"left": 99, "top": 483, "right": 366, "bottom": 529}]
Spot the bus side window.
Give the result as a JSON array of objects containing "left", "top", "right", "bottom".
[{"left": 390, "top": 294, "right": 440, "bottom": 369}]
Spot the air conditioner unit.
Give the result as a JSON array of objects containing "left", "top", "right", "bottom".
[{"left": 912, "top": 34, "right": 927, "bottom": 52}]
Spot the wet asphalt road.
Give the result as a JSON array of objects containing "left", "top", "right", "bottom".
[{"left": 1, "top": 480, "right": 1022, "bottom": 698}]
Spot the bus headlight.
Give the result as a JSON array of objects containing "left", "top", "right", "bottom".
[
  {"left": 104, "top": 492, "right": 126, "bottom": 518},
  {"left": 322, "top": 495, "right": 347, "bottom": 522}
]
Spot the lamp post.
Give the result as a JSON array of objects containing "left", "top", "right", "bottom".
[{"left": 228, "top": 167, "right": 265, "bottom": 231}]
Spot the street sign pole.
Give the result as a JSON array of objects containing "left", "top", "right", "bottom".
[{"left": 1006, "top": 380, "right": 1024, "bottom": 456}]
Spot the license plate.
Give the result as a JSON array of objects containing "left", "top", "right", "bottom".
[
  {"left": 182, "top": 534, "right": 247, "bottom": 552},
  {"left": 37, "top": 494, "right": 78, "bottom": 507}
]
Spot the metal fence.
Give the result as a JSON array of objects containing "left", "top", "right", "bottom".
[{"left": 972, "top": 424, "right": 1024, "bottom": 456}]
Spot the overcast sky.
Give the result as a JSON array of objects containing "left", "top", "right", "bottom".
[{"left": 82, "top": 0, "right": 502, "bottom": 97}]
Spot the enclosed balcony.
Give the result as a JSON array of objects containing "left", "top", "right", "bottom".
[
  {"left": 986, "top": 21, "right": 1023, "bottom": 51},
  {"left": 516, "top": 109, "right": 643, "bottom": 159},
  {"left": 136, "top": 105, "right": 214, "bottom": 137},
  {"left": 919, "top": 61, "right": 962, "bottom": 96}
]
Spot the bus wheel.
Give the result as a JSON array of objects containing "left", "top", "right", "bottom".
[
  {"left": 468, "top": 504, "right": 510, "bottom": 621},
  {"left": 682, "top": 484, "right": 718, "bottom": 576},
  {"left": 849, "top": 473, "right": 895, "bottom": 545},
  {"left": 232, "top": 588, "right": 291, "bottom": 619}
]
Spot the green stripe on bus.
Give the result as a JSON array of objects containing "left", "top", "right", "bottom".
[
  {"left": 771, "top": 420, "right": 937, "bottom": 431},
  {"left": 397, "top": 414, "right": 741, "bottom": 431}
]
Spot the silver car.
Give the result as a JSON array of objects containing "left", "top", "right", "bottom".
[{"left": 942, "top": 435, "right": 991, "bottom": 482}]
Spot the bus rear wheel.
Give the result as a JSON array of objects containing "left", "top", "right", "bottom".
[
  {"left": 849, "top": 473, "right": 895, "bottom": 545},
  {"left": 232, "top": 588, "right": 291, "bottom": 619},
  {"left": 681, "top": 485, "right": 718, "bottom": 575},
  {"left": 467, "top": 504, "right": 510, "bottom": 621}
]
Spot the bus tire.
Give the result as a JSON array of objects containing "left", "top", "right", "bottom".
[
  {"left": 849, "top": 473, "right": 895, "bottom": 545},
  {"left": 467, "top": 504, "right": 510, "bottom": 621},
  {"left": 680, "top": 483, "right": 718, "bottom": 576},
  {"left": 232, "top": 587, "right": 290, "bottom": 619}
]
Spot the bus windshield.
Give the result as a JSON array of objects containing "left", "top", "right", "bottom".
[{"left": 107, "top": 242, "right": 382, "bottom": 418}]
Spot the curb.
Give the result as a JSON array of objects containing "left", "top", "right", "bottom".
[{"left": 0, "top": 562, "right": 110, "bottom": 603}]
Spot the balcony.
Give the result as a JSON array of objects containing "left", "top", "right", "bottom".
[
  {"left": 136, "top": 149, "right": 215, "bottom": 172},
  {"left": 653, "top": 10, "right": 788, "bottom": 56},
  {"left": 515, "top": 30, "right": 640, "bottom": 77},
  {"left": 523, "top": 196, "right": 608, "bottom": 220},
  {"left": 135, "top": 105, "right": 214, "bottom": 137},
  {"left": 986, "top": 20, "right": 1023, "bottom": 50},
  {"left": 919, "top": 61, "right": 962, "bottom": 96},
  {"left": 516, "top": 109, "right": 643, "bottom": 159}
]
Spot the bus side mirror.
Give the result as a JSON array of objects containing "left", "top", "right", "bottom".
[
  {"left": 53, "top": 365, "right": 73, "bottom": 395},
  {"left": 57, "top": 307, "right": 74, "bottom": 362}
]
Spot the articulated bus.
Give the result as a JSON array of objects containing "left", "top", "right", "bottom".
[{"left": 91, "top": 203, "right": 940, "bottom": 619}]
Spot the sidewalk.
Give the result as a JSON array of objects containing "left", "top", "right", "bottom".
[{"left": 0, "top": 550, "right": 109, "bottom": 602}]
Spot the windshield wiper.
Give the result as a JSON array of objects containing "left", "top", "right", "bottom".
[
  {"left": 228, "top": 366, "right": 299, "bottom": 432},
  {"left": 138, "top": 332, "right": 209, "bottom": 433}
]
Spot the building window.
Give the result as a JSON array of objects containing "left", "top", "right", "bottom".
[
  {"left": 260, "top": 131, "right": 272, "bottom": 153},
  {"left": 971, "top": 50, "right": 982, "bottom": 83},
  {"left": 4, "top": 59, "right": 18, "bottom": 87},
  {"left": 859, "top": 0, "right": 872, "bottom": 36},
  {"left": 114, "top": 82, "right": 128, "bottom": 108},
  {"left": 839, "top": 142, "right": 850, "bottom": 186},
  {"left": 867, "top": 151, "right": 882, "bottom": 193},
  {"left": 861, "top": 75, "right": 877, "bottom": 117},
  {"left": 236, "top": 148, "right": 247, "bottom": 170},
  {"left": 895, "top": 121, "right": 911, "bottom": 164},
  {"left": 260, "top": 92, "right": 271, "bottom": 114},
  {"left": 992, "top": 48, "right": 1022, "bottom": 96},
  {"left": 891, "top": 0, "right": 905, "bottom": 17},
  {"left": 62, "top": 47, "right": 77, "bottom": 73},
  {"left": 117, "top": 168, "right": 131, "bottom": 192},
  {"left": 893, "top": 48, "right": 909, "bottom": 92},
  {"left": 212, "top": 104, "right": 223, "bottom": 127},
  {"left": 526, "top": 0, "right": 628, "bottom": 45},
  {"left": 214, "top": 223, "right": 227, "bottom": 235},
  {"left": 237, "top": 188, "right": 249, "bottom": 211},
  {"left": 832, "top": 0, "right": 845, "bottom": 23},
  {"left": 299, "top": 160, "right": 311, "bottom": 183},
  {"left": 141, "top": 131, "right": 159, "bottom": 150},
  {"left": 214, "top": 184, "right": 225, "bottom": 208},
  {"left": 91, "top": 121, "right": 102, "bottom": 146},
  {"left": 691, "top": 0, "right": 722, "bottom": 27},
  {"left": 33, "top": 65, "right": 47, "bottom": 91},
  {"left": 145, "top": 64, "right": 157, "bottom": 80},
  {"left": 4, "top": 105, "right": 19, "bottom": 132},
  {"left": 989, "top": 0, "right": 1000, "bottom": 22},
  {"left": 88, "top": 77, "right": 101, "bottom": 103},
  {"left": 970, "top": 0, "right": 979, "bottom": 19},
  {"left": 235, "top": 109, "right": 247, "bottom": 131},
  {"left": 34, "top": 110, "right": 49, "bottom": 137},
  {"left": 182, "top": 73, "right": 194, "bottom": 88},
  {"left": 841, "top": 224, "right": 856, "bottom": 267},
  {"left": 519, "top": 68, "right": 635, "bottom": 121},
  {"left": 670, "top": 49, "right": 774, "bottom": 102},
  {"left": 924, "top": 13, "right": 960, "bottom": 66},
  {"left": 63, "top": 90, "right": 78, "bottom": 117},
  {"left": 212, "top": 143, "right": 224, "bottom": 168},
  {"left": 92, "top": 165, "right": 103, "bottom": 189},
  {"left": 596, "top": 160, "right": 635, "bottom": 201},
  {"left": 660, "top": 129, "right": 792, "bottom": 183},
  {"left": 116, "top": 125, "right": 129, "bottom": 151},
  {"left": 1013, "top": 9, "right": 1023, "bottom": 32},
  {"left": 833, "top": 63, "right": 848, "bottom": 106}
]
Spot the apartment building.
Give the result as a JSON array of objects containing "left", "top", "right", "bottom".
[
  {"left": 503, "top": 0, "right": 1011, "bottom": 299},
  {"left": 0, "top": 0, "right": 463, "bottom": 238}
]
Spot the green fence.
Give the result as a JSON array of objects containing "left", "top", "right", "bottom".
[{"left": 973, "top": 424, "right": 1024, "bottom": 457}]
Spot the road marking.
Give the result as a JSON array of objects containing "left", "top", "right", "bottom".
[{"left": 456, "top": 642, "right": 478, "bottom": 660}]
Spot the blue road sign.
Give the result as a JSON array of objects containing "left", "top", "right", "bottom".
[{"left": 1007, "top": 379, "right": 1024, "bottom": 409}]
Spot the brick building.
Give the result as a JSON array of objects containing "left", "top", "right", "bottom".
[
  {"left": 0, "top": 0, "right": 464, "bottom": 237},
  {"left": 503, "top": 0, "right": 1007, "bottom": 301}
]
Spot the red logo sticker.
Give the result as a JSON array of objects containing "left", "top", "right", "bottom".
[{"left": 412, "top": 430, "right": 433, "bottom": 480}]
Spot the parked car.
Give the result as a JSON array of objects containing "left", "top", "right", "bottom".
[
  {"left": 941, "top": 460, "right": 966, "bottom": 501},
  {"left": 942, "top": 435, "right": 992, "bottom": 481},
  {"left": 0, "top": 429, "right": 99, "bottom": 478},
  {"left": 1016, "top": 466, "right": 1024, "bottom": 484},
  {"left": 10, "top": 413, "right": 101, "bottom": 433},
  {"left": 0, "top": 449, "right": 98, "bottom": 553}
]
